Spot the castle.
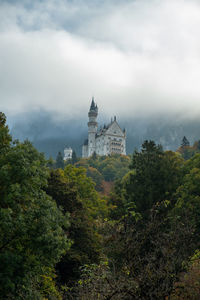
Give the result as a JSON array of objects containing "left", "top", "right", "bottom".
[
  {"left": 63, "top": 147, "right": 72, "bottom": 160},
  {"left": 82, "top": 98, "right": 126, "bottom": 157}
]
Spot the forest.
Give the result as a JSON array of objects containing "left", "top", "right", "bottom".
[{"left": 1, "top": 111, "right": 200, "bottom": 299}]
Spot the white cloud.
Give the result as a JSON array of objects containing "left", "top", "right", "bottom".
[{"left": 1, "top": 0, "right": 200, "bottom": 120}]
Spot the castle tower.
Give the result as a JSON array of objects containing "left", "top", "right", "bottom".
[{"left": 88, "top": 97, "right": 98, "bottom": 156}]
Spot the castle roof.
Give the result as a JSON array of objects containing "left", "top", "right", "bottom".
[
  {"left": 90, "top": 97, "right": 98, "bottom": 112},
  {"left": 96, "top": 117, "right": 125, "bottom": 138}
]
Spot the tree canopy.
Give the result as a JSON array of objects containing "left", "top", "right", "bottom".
[
  {"left": 2, "top": 111, "right": 200, "bottom": 299},
  {"left": 0, "top": 115, "right": 70, "bottom": 299}
]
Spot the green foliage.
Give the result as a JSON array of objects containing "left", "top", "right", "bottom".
[
  {"left": 0, "top": 115, "right": 70, "bottom": 299},
  {"left": 176, "top": 137, "right": 200, "bottom": 160},
  {"left": 183, "top": 152, "right": 200, "bottom": 173},
  {"left": 177, "top": 145, "right": 195, "bottom": 160},
  {"left": 172, "top": 162, "right": 200, "bottom": 234},
  {"left": 46, "top": 156, "right": 55, "bottom": 169},
  {"left": 193, "top": 140, "right": 200, "bottom": 151},
  {"left": 124, "top": 141, "right": 184, "bottom": 216},
  {"left": 75, "top": 154, "right": 131, "bottom": 189},
  {"left": 71, "top": 150, "right": 78, "bottom": 165},
  {"left": 67, "top": 261, "right": 137, "bottom": 299},
  {"left": 55, "top": 151, "right": 64, "bottom": 169},
  {"left": 102, "top": 141, "right": 197, "bottom": 298},
  {"left": 171, "top": 250, "right": 200, "bottom": 299},
  {"left": 0, "top": 112, "right": 11, "bottom": 154},
  {"left": 65, "top": 140, "right": 200, "bottom": 298},
  {"left": 3, "top": 108, "right": 200, "bottom": 300},
  {"left": 72, "top": 201, "right": 195, "bottom": 299},
  {"left": 46, "top": 166, "right": 108, "bottom": 286},
  {"left": 86, "top": 166, "right": 103, "bottom": 191},
  {"left": 63, "top": 165, "right": 104, "bottom": 216}
]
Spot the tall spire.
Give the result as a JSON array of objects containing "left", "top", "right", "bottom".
[
  {"left": 88, "top": 97, "right": 98, "bottom": 157},
  {"left": 90, "top": 97, "right": 95, "bottom": 110},
  {"left": 90, "top": 97, "right": 98, "bottom": 112}
]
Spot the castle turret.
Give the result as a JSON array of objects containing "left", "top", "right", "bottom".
[{"left": 88, "top": 97, "right": 98, "bottom": 156}]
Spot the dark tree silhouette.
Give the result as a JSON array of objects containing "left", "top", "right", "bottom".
[
  {"left": 72, "top": 150, "right": 78, "bottom": 165},
  {"left": 181, "top": 136, "right": 190, "bottom": 147},
  {"left": 55, "top": 151, "right": 64, "bottom": 169}
]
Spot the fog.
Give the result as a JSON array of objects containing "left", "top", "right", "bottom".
[
  {"left": 1, "top": 0, "right": 200, "bottom": 119},
  {"left": 7, "top": 109, "right": 199, "bottom": 158},
  {"left": 1, "top": 0, "right": 200, "bottom": 156}
]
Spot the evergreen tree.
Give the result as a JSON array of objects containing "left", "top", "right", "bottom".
[
  {"left": 71, "top": 150, "right": 78, "bottom": 165},
  {"left": 55, "top": 151, "right": 64, "bottom": 169},
  {"left": 0, "top": 112, "right": 11, "bottom": 153},
  {"left": 91, "top": 151, "right": 97, "bottom": 160},
  {"left": 178, "top": 137, "right": 193, "bottom": 160},
  {"left": 125, "top": 140, "right": 183, "bottom": 215},
  {"left": 181, "top": 136, "right": 190, "bottom": 147}
]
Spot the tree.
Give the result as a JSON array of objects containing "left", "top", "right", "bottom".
[
  {"left": 46, "top": 156, "right": 55, "bottom": 169},
  {"left": 181, "top": 136, "right": 190, "bottom": 147},
  {"left": 67, "top": 141, "right": 200, "bottom": 298},
  {"left": 86, "top": 166, "right": 103, "bottom": 191},
  {"left": 193, "top": 140, "right": 200, "bottom": 151},
  {"left": 125, "top": 141, "right": 183, "bottom": 215},
  {"left": 0, "top": 112, "right": 11, "bottom": 153},
  {"left": 172, "top": 166, "right": 200, "bottom": 237},
  {"left": 71, "top": 150, "right": 78, "bottom": 165},
  {"left": 91, "top": 151, "right": 97, "bottom": 160},
  {"left": 0, "top": 116, "right": 70, "bottom": 298},
  {"left": 55, "top": 151, "right": 64, "bottom": 169},
  {"left": 177, "top": 136, "right": 193, "bottom": 160},
  {"left": 46, "top": 166, "right": 105, "bottom": 286},
  {"left": 171, "top": 251, "right": 200, "bottom": 299},
  {"left": 76, "top": 154, "right": 131, "bottom": 183},
  {"left": 71, "top": 202, "right": 195, "bottom": 299},
  {"left": 101, "top": 142, "right": 198, "bottom": 298}
]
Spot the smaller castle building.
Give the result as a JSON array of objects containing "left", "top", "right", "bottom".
[
  {"left": 82, "top": 98, "right": 126, "bottom": 157},
  {"left": 64, "top": 147, "right": 73, "bottom": 160}
]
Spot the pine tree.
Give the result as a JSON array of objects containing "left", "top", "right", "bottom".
[
  {"left": 126, "top": 140, "right": 182, "bottom": 215},
  {"left": 72, "top": 150, "right": 78, "bottom": 165},
  {"left": 55, "top": 151, "right": 64, "bottom": 169},
  {"left": 181, "top": 136, "right": 190, "bottom": 147},
  {"left": 92, "top": 151, "right": 97, "bottom": 160}
]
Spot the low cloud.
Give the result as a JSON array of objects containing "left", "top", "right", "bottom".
[{"left": 1, "top": 0, "right": 200, "bottom": 120}]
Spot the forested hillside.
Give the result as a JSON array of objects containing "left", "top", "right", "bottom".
[{"left": 1, "top": 112, "right": 200, "bottom": 299}]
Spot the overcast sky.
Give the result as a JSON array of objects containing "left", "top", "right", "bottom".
[{"left": 1, "top": 0, "right": 200, "bottom": 120}]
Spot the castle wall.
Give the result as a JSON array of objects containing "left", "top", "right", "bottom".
[
  {"left": 82, "top": 100, "right": 126, "bottom": 157},
  {"left": 95, "top": 128, "right": 126, "bottom": 156},
  {"left": 82, "top": 144, "right": 88, "bottom": 158},
  {"left": 64, "top": 147, "right": 73, "bottom": 160}
]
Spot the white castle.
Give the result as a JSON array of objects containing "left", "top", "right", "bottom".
[
  {"left": 63, "top": 147, "right": 73, "bottom": 160},
  {"left": 82, "top": 98, "right": 126, "bottom": 157}
]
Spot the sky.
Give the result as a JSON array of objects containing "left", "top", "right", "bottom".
[{"left": 1, "top": 0, "right": 200, "bottom": 121}]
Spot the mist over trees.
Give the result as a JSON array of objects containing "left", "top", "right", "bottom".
[{"left": 8, "top": 110, "right": 200, "bottom": 158}]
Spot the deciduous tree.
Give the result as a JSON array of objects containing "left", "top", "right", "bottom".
[{"left": 0, "top": 115, "right": 70, "bottom": 299}]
